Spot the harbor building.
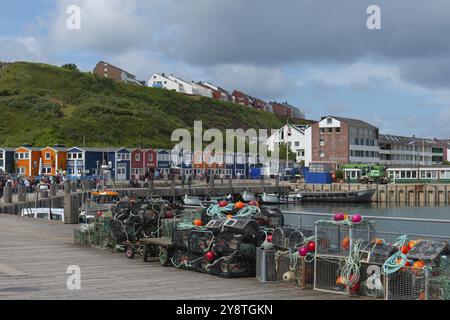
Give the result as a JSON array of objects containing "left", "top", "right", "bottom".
[
  {"left": 40, "top": 146, "right": 67, "bottom": 176},
  {"left": 311, "top": 116, "right": 380, "bottom": 169},
  {"left": 130, "top": 148, "right": 157, "bottom": 180},
  {"left": 379, "top": 134, "right": 444, "bottom": 166},
  {"left": 0, "top": 148, "right": 15, "bottom": 174},
  {"left": 14, "top": 146, "right": 41, "bottom": 177},
  {"left": 115, "top": 148, "right": 131, "bottom": 181},
  {"left": 66, "top": 147, "right": 116, "bottom": 178}
]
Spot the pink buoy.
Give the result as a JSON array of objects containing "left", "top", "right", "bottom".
[
  {"left": 218, "top": 200, "right": 228, "bottom": 207},
  {"left": 334, "top": 213, "right": 345, "bottom": 221},
  {"left": 351, "top": 214, "right": 363, "bottom": 224},
  {"left": 299, "top": 246, "right": 309, "bottom": 257},
  {"left": 204, "top": 251, "right": 216, "bottom": 261}
]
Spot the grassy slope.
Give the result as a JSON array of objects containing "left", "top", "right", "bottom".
[{"left": 0, "top": 62, "right": 311, "bottom": 148}]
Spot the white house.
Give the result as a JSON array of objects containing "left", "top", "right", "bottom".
[
  {"left": 267, "top": 124, "right": 312, "bottom": 166},
  {"left": 148, "top": 73, "right": 182, "bottom": 92},
  {"left": 149, "top": 73, "right": 213, "bottom": 98}
]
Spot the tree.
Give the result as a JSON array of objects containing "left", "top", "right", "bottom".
[
  {"left": 62, "top": 63, "right": 79, "bottom": 72},
  {"left": 278, "top": 143, "right": 297, "bottom": 162}
]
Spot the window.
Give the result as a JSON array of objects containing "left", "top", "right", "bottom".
[
  {"left": 320, "top": 139, "right": 325, "bottom": 146},
  {"left": 42, "top": 167, "right": 52, "bottom": 174},
  {"left": 295, "top": 141, "right": 300, "bottom": 147},
  {"left": 328, "top": 128, "right": 333, "bottom": 134},
  {"left": 320, "top": 128, "right": 325, "bottom": 134},
  {"left": 335, "top": 127, "right": 341, "bottom": 133},
  {"left": 320, "top": 152, "right": 325, "bottom": 158},
  {"left": 148, "top": 154, "right": 153, "bottom": 161},
  {"left": 19, "top": 167, "right": 26, "bottom": 174},
  {"left": 135, "top": 153, "right": 141, "bottom": 161},
  {"left": 77, "top": 153, "right": 82, "bottom": 159},
  {"left": 45, "top": 153, "right": 51, "bottom": 160},
  {"left": 327, "top": 118, "right": 332, "bottom": 124},
  {"left": 0, "top": 153, "right": 3, "bottom": 159}
]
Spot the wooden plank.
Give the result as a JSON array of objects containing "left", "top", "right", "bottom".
[{"left": 0, "top": 214, "right": 350, "bottom": 300}]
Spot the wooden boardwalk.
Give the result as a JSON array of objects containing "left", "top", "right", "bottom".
[{"left": 0, "top": 215, "right": 349, "bottom": 300}]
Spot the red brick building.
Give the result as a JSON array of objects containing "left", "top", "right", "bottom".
[
  {"left": 270, "top": 102, "right": 292, "bottom": 117},
  {"left": 231, "top": 90, "right": 251, "bottom": 106},
  {"left": 311, "top": 116, "right": 379, "bottom": 169},
  {"left": 93, "top": 61, "right": 142, "bottom": 85}
]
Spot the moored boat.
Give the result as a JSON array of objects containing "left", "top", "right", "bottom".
[{"left": 294, "top": 188, "right": 376, "bottom": 203}]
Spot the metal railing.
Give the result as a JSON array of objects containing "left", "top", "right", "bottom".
[{"left": 282, "top": 210, "right": 450, "bottom": 241}]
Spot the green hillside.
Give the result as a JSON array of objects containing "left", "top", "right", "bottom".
[{"left": 0, "top": 62, "right": 310, "bottom": 148}]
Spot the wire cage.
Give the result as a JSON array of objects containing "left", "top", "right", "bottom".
[
  {"left": 272, "top": 227, "right": 313, "bottom": 250},
  {"left": 427, "top": 277, "right": 450, "bottom": 300},
  {"left": 314, "top": 220, "right": 376, "bottom": 258},
  {"left": 188, "top": 229, "right": 215, "bottom": 254},
  {"left": 384, "top": 266, "right": 436, "bottom": 300},
  {"left": 276, "top": 251, "right": 314, "bottom": 289},
  {"left": 172, "top": 227, "right": 193, "bottom": 248},
  {"left": 358, "top": 262, "right": 385, "bottom": 299},
  {"left": 314, "top": 256, "right": 349, "bottom": 295},
  {"left": 256, "top": 248, "right": 277, "bottom": 282}
]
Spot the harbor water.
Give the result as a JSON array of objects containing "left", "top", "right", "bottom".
[{"left": 278, "top": 203, "right": 450, "bottom": 243}]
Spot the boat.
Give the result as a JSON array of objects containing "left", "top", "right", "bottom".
[
  {"left": 241, "top": 191, "right": 257, "bottom": 202},
  {"left": 260, "top": 193, "right": 282, "bottom": 204},
  {"left": 79, "top": 190, "right": 119, "bottom": 223},
  {"left": 181, "top": 194, "right": 231, "bottom": 208},
  {"left": 294, "top": 188, "right": 376, "bottom": 203}
]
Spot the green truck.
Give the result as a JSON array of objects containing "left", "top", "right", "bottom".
[{"left": 341, "top": 164, "right": 389, "bottom": 184}]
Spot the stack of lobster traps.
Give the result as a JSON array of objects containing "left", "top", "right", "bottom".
[
  {"left": 313, "top": 218, "right": 377, "bottom": 296},
  {"left": 168, "top": 206, "right": 285, "bottom": 278}
]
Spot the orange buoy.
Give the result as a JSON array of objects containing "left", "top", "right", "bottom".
[
  {"left": 408, "top": 241, "right": 416, "bottom": 249},
  {"left": 342, "top": 237, "right": 350, "bottom": 250},
  {"left": 413, "top": 260, "right": 425, "bottom": 269},
  {"left": 234, "top": 201, "right": 245, "bottom": 209},
  {"left": 226, "top": 214, "right": 233, "bottom": 219},
  {"left": 400, "top": 245, "right": 409, "bottom": 254},
  {"left": 194, "top": 219, "right": 203, "bottom": 227}
]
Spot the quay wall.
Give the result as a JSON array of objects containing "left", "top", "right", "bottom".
[{"left": 302, "top": 183, "right": 450, "bottom": 205}]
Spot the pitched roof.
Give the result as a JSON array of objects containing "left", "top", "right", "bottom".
[
  {"left": 379, "top": 134, "right": 439, "bottom": 146},
  {"left": 328, "top": 116, "right": 378, "bottom": 129},
  {"left": 435, "top": 139, "right": 450, "bottom": 148},
  {"left": 0, "top": 147, "right": 16, "bottom": 152}
]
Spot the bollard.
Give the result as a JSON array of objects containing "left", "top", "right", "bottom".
[
  {"left": 64, "top": 194, "right": 79, "bottom": 224},
  {"left": 40, "top": 189, "right": 49, "bottom": 199},
  {"left": 64, "top": 181, "right": 71, "bottom": 194},
  {"left": 50, "top": 183, "right": 57, "bottom": 197},
  {"left": 170, "top": 175, "right": 176, "bottom": 203},
  {"left": 18, "top": 185, "right": 27, "bottom": 202},
  {"left": 3, "top": 186, "right": 13, "bottom": 204},
  {"left": 70, "top": 181, "right": 78, "bottom": 193}
]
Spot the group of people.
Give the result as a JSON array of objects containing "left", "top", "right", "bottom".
[{"left": 0, "top": 174, "right": 70, "bottom": 200}]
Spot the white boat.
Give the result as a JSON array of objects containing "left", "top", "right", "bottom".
[
  {"left": 260, "top": 193, "right": 281, "bottom": 204},
  {"left": 241, "top": 191, "right": 256, "bottom": 202}
]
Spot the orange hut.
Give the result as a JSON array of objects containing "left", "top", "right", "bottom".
[
  {"left": 14, "top": 146, "right": 41, "bottom": 177},
  {"left": 40, "top": 147, "right": 67, "bottom": 176}
]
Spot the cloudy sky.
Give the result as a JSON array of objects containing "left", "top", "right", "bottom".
[{"left": 1, "top": 0, "right": 450, "bottom": 138}]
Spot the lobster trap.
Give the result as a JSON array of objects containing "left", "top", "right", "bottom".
[
  {"left": 276, "top": 251, "right": 314, "bottom": 289},
  {"left": 384, "top": 266, "right": 436, "bottom": 300},
  {"left": 272, "top": 227, "right": 312, "bottom": 250},
  {"left": 172, "top": 227, "right": 193, "bottom": 248},
  {"left": 188, "top": 229, "right": 215, "bottom": 254},
  {"left": 314, "top": 220, "right": 376, "bottom": 258},
  {"left": 256, "top": 248, "right": 277, "bottom": 282},
  {"left": 313, "top": 256, "right": 350, "bottom": 295},
  {"left": 358, "top": 262, "right": 385, "bottom": 299},
  {"left": 427, "top": 277, "right": 450, "bottom": 300}
]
